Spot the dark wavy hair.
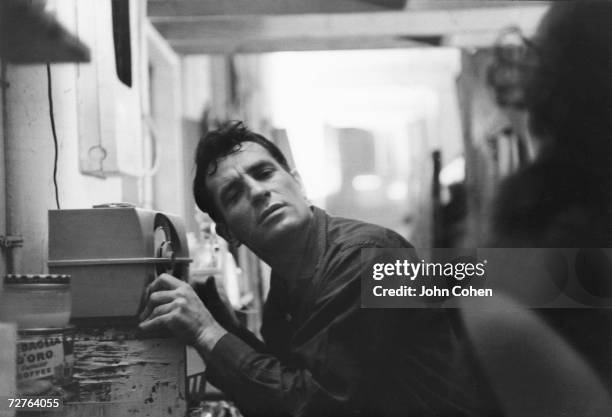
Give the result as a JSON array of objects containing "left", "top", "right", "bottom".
[
  {"left": 193, "top": 121, "right": 291, "bottom": 222},
  {"left": 492, "top": 0, "right": 612, "bottom": 247},
  {"left": 526, "top": 1, "right": 612, "bottom": 163}
]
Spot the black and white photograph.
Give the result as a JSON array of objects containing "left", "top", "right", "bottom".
[{"left": 1, "top": 0, "right": 612, "bottom": 416}]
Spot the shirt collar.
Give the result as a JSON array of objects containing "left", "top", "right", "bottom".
[
  {"left": 270, "top": 205, "right": 328, "bottom": 288},
  {"left": 292, "top": 205, "right": 327, "bottom": 281}
]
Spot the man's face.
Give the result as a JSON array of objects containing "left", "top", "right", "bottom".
[{"left": 205, "top": 142, "right": 312, "bottom": 250}]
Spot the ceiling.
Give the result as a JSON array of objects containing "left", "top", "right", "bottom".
[{"left": 147, "top": 0, "right": 551, "bottom": 55}]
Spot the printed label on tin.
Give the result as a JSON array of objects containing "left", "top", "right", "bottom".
[{"left": 17, "top": 335, "right": 65, "bottom": 383}]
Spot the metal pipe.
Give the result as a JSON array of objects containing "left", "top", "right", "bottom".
[
  {"left": 1, "top": 60, "right": 7, "bottom": 276},
  {"left": 3, "top": 63, "right": 55, "bottom": 274}
]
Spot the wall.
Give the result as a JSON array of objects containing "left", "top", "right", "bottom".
[
  {"left": 147, "top": 22, "right": 186, "bottom": 219},
  {"left": 1, "top": 0, "right": 133, "bottom": 274},
  {"left": 259, "top": 48, "right": 463, "bottom": 247},
  {"left": 180, "top": 55, "right": 214, "bottom": 234}
]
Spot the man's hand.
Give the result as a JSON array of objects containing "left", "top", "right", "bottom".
[{"left": 139, "top": 273, "right": 227, "bottom": 358}]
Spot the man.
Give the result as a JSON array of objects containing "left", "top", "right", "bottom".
[
  {"left": 489, "top": 0, "right": 612, "bottom": 402},
  {"left": 140, "top": 121, "right": 477, "bottom": 416}
]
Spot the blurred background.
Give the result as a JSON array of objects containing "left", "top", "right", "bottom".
[
  {"left": 0, "top": 0, "right": 549, "bottom": 335},
  {"left": 16, "top": 2, "right": 612, "bottom": 414},
  {"left": 0, "top": 0, "right": 549, "bottom": 370}
]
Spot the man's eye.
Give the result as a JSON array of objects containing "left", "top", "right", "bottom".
[{"left": 256, "top": 168, "right": 275, "bottom": 179}]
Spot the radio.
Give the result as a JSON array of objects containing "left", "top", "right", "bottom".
[{"left": 48, "top": 204, "right": 191, "bottom": 323}]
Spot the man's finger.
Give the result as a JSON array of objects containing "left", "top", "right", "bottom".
[
  {"left": 146, "top": 301, "right": 176, "bottom": 321},
  {"left": 139, "top": 289, "right": 177, "bottom": 320},
  {"left": 139, "top": 300, "right": 180, "bottom": 330},
  {"left": 146, "top": 273, "right": 183, "bottom": 293},
  {"left": 139, "top": 313, "right": 170, "bottom": 333},
  {"left": 143, "top": 273, "right": 184, "bottom": 306}
]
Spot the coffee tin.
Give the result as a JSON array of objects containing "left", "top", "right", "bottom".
[{"left": 16, "top": 327, "right": 75, "bottom": 396}]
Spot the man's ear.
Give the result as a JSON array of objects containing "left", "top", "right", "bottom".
[{"left": 216, "top": 223, "right": 241, "bottom": 247}]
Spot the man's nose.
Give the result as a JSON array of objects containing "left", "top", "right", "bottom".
[{"left": 246, "top": 178, "right": 270, "bottom": 203}]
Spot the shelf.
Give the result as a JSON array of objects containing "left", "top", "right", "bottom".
[{"left": 1, "top": 1, "right": 90, "bottom": 63}]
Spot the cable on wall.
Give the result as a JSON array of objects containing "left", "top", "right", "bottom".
[{"left": 46, "top": 62, "right": 60, "bottom": 210}]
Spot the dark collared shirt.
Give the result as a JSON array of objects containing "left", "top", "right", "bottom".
[{"left": 207, "top": 207, "right": 476, "bottom": 416}]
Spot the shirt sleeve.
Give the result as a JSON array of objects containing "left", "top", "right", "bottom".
[
  {"left": 204, "top": 244, "right": 469, "bottom": 417},
  {"left": 205, "top": 246, "right": 383, "bottom": 417},
  {"left": 226, "top": 325, "right": 268, "bottom": 353},
  {"left": 206, "top": 332, "right": 336, "bottom": 417}
]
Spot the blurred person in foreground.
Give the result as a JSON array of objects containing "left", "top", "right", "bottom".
[
  {"left": 490, "top": 0, "right": 612, "bottom": 388},
  {"left": 139, "top": 121, "right": 480, "bottom": 416}
]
